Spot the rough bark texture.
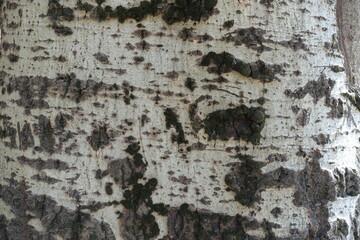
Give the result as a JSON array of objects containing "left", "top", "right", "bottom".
[{"left": 1, "top": 0, "right": 360, "bottom": 239}]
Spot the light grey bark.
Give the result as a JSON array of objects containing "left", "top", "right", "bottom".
[{"left": 0, "top": 0, "right": 360, "bottom": 239}]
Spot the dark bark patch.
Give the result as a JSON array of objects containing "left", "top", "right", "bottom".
[
  {"left": 189, "top": 95, "right": 211, "bottom": 132},
  {"left": 133, "top": 29, "right": 151, "bottom": 39},
  {"left": 46, "top": 0, "right": 74, "bottom": 36},
  {"left": 0, "top": 215, "right": 9, "bottom": 240},
  {"left": 291, "top": 105, "right": 301, "bottom": 114},
  {"left": 125, "top": 142, "right": 141, "bottom": 155},
  {"left": 162, "top": 204, "right": 280, "bottom": 240},
  {"left": 113, "top": 1, "right": 161, "bottom": 22},
  {"left": 76, "top": 1, "right": 95, "bottom": 12},
  {"left": 200, "top": 51, "right": 281, "bottom": 82},
  {"left": 165, "top": 204, "right": 249, "bottom": 240},
  {"left": 88, "top": 125, "right": 109, "bottom": 151},
  {"left": 225, "top": 155, "right": 265, "bottom": 206},
  {"left": 265, "top": 167, "right": 296, "bottom": 187},
  {"left": 224, "top": 150, "right": 337, "bottom": 238},
  {"left": 96, "top": 0, "right": 106, "bottom": 6},
  {"left": 260, "top": 0, "right": 275, "bottom": 7},
  {"left": 133, "top": 56, "right": 145, "bottom": 64},
  {"left": 119, "top": 178, "right": 166, "bottom": 240},
  {"left": 8, "top": 74, "right": 121, "bottom": 110},
  {"left": 17, "top": 156, "right": 71, "bottom": 171},
  {"left": 334, "top": 168, "right": 360, "bottom": 198},
  {"left": 270, "top": 207, "right": 283, "bottom": 218},
  {"left": 6, "top": 1, "right": 18, "bottom": 10},
  {"left": 225, "top": 154, "right": 296, "bottom": 206},
  {"left": 222, "top": 27, "right": 269, "bottom": 52},
  {"left": 90, "top": 6, "right": 110, "bottom": 21},
  {"left": 165, "top": 71, "right": 179, "bottom": 79},
  {"left": 0, "top": 71, "right": 7, "bottom": 85},
  {"left": 293, "top": 150, "right": 336, "bottom": 239},
  {"left": 135, "top": 41, "right": 151, "bottom": 50},
  {"left": 105, "top": 68, "right": 126, "bottom": 75},
  {"left": 312, "top": 133, "right": 330, "bottom": 145},
  {"left": 2, "top": 41, "right": 20, "bottom": 51},
  {"left": 278, "top": 36, "right": 308, "bottom": 51},
  {"left": 164, "top": 108, "right": 188, "bottom": 144},
  {"left": 350, "top": 198, "right": 360, "bottom": 239},
  {"left": 80, "top": 200, "right": 120, "bottom": 212},
  {"left": 31, "top": 173, "right": 60, "bottom": 184},
  {"left": 93, "top": 52, "right": 110, "bottom": 64},
  {"left": 122, "top": 81, "right": 135, "bottom": 105},
  {"left": 74, "top": 0, "right": 218, "bottom": 25},
  {"left": 120, "top": 210, "right": 160, "bottom": 240},
  {"left": 203, "top": 105, "right": 266, "bottom": 145},
  {"left": 266, "top": 153, "right": 287, "bottom": 162},
  {"left": 343, "top": 93, "right": 360, "bottom": 111},
  {"left": 179, "top": 27, "right": 195, "bottom": 41},
  {"left": 261, "top": 220, "right": 279, "bottom": 239},
  {"left": 333, "top": 218, "right": 349, "bottom": 237},
  {"left": 121, "top": 179, "right": 160, "bottom": 211},
  {"left": 162, "top": 0, "right": 218, "bottom": 25},
  {"left": 224, "top": 28, "right": 308, "bottom": 53},
  {"left": 330, "top": 65, "right": 345, "bottom": 73},
  {"left": 18, "top": 122, "right": 35, "bottom": 150},
  {"left": 32, "top": 56, "right": 51, "bottom": 61},
  {"left": 81, "top": 0, "right": 162, "bottom": 22},
  {"left": 185, "top": 77, "right": 196, "bottom": 91},
  {"left": 0, "top": 101, "right": 8, "bottom": 108},
  {"left": 327, "top": 98, "right": 344, "bottom": 118},
  {"left": 55, "top": 113, "right": 71, "bottom": 130},
  {"left": 7, "top": 54, "right": 19, "bottom": 62},
  {"left": 105, "top": 182, "right": 113, "bottom": 195},
  {"left": 51, "top": 24, "right": 73, "bottom": 36},
  {"left": 31, "top": 46, "right": 46, "bottom": 52},
  {"left": 296, "top": 109, "right": 310, "bottom": 127},
  {"left": 10, "top": 76, "right": 50, "bottom": 114},
  {"left": 285, "top": 75, "right": 335, "bottom": 103},
  {"left": 6, "top": 21, "right": 19, "bottom": 29},
  {"left": 294, "top": 151, "right": 336, "bottom": 206},
  {"left": 0, "top": 121, "right": 17, "bottom": 149},
  {"left": 54, "top": 54, "right": 67, "bottom": 62},
  {"left": 256, "top": 97, "right": 266, "bottom": 105},
  {"left": 189, "top": 142, "right": 207, "bottom": 151},
  {"left": 171, "top": 175, "right": 193, "bottom": 185},
  {"left": 37, "top": 115, "right": 56, "bottom": 154},
  {"left": 47, "top": 0, "right": 74, "bottom": 21},
  {"left": 223, "top": 20, "right": 234, "bottom": 29},
  {"left": 107, "top": 156, "right": 146, "bottom": 188},
  {"left": 0, "top": 179, "right": 116, "bottom": 240},
  {"left": 113, "top": 139, "right": 164, "bottom": 239}
]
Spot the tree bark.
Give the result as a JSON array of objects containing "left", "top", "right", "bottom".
[{"left": 0, "top": 0, "right": 359, "bottom": 239}]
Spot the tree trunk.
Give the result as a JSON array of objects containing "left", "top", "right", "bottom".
[{"left": 0, "top": 0, "right": 359, "bottom": 239}]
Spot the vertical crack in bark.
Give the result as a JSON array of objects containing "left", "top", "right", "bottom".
[
  {"left": 336, "top": 0, "right": 350, "bottom": 83},
  {"left": 336, "top": 0, "right": 360, "bottom": 86}
]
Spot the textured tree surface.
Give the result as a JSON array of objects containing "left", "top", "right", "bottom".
[{"left": 1, "top": 0, "right": 360, "bottom": 239}]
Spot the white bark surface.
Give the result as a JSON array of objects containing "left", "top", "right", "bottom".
[{"left": 1, "top": 0, "right": 359, "bottom": 239}]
